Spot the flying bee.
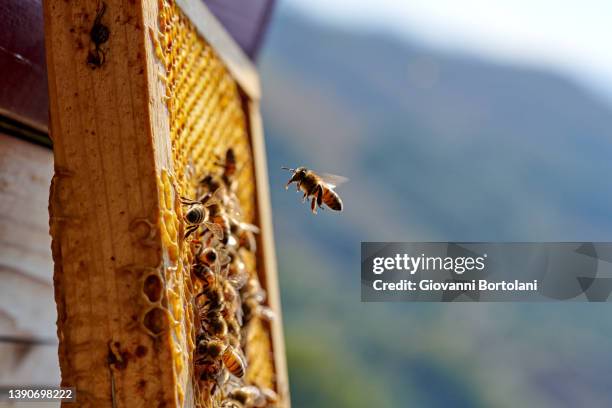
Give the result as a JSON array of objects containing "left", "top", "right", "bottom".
[
  {"left": 222, "top": 345, "right": 247, "bottom": 378},
  {"left": 181, "top": 188, "right": 224, "bottom": 239},
  {"left": 282, "top": 167, "right": 345, "bottom": 214}
]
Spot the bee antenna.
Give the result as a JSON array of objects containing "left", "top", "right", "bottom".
[{"left": 281, "top": 166, "right": 295, "bottom": 172}]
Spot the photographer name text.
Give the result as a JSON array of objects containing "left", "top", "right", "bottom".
[{"left": 371, "top": 253, "right": 537, "bottom": 293}]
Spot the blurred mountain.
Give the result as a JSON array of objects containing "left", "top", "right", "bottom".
[{"left": 259, "top": 8, "right": 612, "bottom": 408}]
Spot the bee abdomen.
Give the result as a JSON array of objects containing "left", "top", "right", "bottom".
[
  {"left": 323, "top": 189, "right": 343, "bottom": 211},
  {"left": 185, "top": 206, "right": 205, "bottom": 224},
  {"left": 222, "top": 346, "right": 246, "bottom": 377}
]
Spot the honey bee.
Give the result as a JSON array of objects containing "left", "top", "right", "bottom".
[
  {"left": 241, "top": 277, "right": 274, "bottom": 324},
  {"left": 195, "top": 337, "right": 225, "bottom": 364},
  {"left": 181, "top": 189, "right": 224, "bottom": 239},
  {"left": 260, "top": 388, "right": 279, "bottom": 406},
  {"left": 226, "top": 319, "right": 242, "bottom": 347},
  {"left": 282, "top": 167, "right": 345, "bottom": 214},
  {"left": 242, "top": 278, "right": 266, "bottom": 303},
  {"left": 222, "top": 278, "right": 241, "bottom": 312},
  {"left": 222, "top": 345, "right": 247, "bottom": 378},
  {"left": 227, "top": 385, "right": 277, "bottom": 408},
  {"left": 229, "top": 219, "right": 260, "bottom": 252},
  {"left": 203, "top": 312, "right": 228, "bottom": 339},
  {"left": 220, "top": 401, "right": 244, "bottom": 408},
  {"left": 192, "top": 262, "right": 215, "bottom": 290},
  {"left": 224, "top": 251, "right": 249, "bottom": 290},
  {"left": 199, "top": 174, "right": 222, "bottom": 195},
  {"left": 256, "top": 306, "right": 276, "bottom": 323},
  {"left": 197, "top": 280, "right": 228, "bottom": 338},
  {"left": 195, "top": 337, "right": 232, "bottom": 395},
  {"left": 194, "top": 246, "right": 230, "bottom": 274},
  {"left": 210, "top": 210, "right": 232, "bottom": 245},
  {"left": 215, "top": 148, "right": 239, "bottom": 190}
]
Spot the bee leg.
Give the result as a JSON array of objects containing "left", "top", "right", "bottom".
[
  {"left": 302, "top": 191, "right": 308, "bottom": 203},
  {"left": 316, "top": 185, "right": 324, "bottom": 208},
  {"left": 181, "top": 197, "right": 200, "bottom": 206},
  {"left": 285, "top": 173, "right": 300, "bottom": 190},
  {"left": 185, "top": 225, "right": 199, "bottom": 238},
  {"left": 310, "top": 196, "right": 317, "bottom": 214}
]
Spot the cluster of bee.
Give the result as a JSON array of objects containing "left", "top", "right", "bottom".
[{"left": 181, "top": 148, "right": 278, "bottom": 407}]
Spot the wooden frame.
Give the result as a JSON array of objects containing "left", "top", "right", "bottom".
[{"left": 44, "top": 0, "right": 288, "bottom": 406}]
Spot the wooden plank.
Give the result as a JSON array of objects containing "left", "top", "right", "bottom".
[
  {"left": 248, "top": 100, "right": 290, "bottom": 405},
  {"left": 0, "top": 134, "right": 56, "bottom": 341}
]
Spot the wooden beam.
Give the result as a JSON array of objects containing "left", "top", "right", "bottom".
[
  {"left": 176, "top": 0, "right": 261, "bottom": 100},
  {"left": 247, "top": 100, "right": 290, "bottom": 404},
  {"left": 44, "top": 0, "right": 178, "bottom": 406}
]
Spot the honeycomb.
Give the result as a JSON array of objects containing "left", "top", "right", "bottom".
[{"left": 149, "top": 1, "right": 277, "bottom": 406}]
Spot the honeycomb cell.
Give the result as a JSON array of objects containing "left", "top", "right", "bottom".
[
  {"left": 143, "top": 306, "right": 168, "bottom": 336},
  {"left": 143, "top": 273, "right": 163, "bottom": 303}
]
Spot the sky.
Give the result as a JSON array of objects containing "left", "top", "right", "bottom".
[{"left": 282, "top": 0, "right": 612, "bottom": 104}]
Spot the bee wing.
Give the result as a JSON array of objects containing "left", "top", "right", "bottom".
[
  {"left": 258, "top": 306, "right": 275, "bottom": 322},
  {"left": 218, "top": 249, "right": 231, "bottom": 266},
  {"left": 220, "top": 264, "right": 230, "bottom": 279},
  {"left": 225, "top": 194, "right": 243, "bottom": 218},
  {"left": 319, "top": 173, "right": 348, "bottom": 189},
  {"left": 239, "top": 222, "right": 260, "bottom": 234},
  {"left": 228, "top": 272, "right": 248, "bottom": 290},
  {"left": 204, "top": 187, "right": 224, "bottom": 207},
  {"left": 204, "top": 221, "right": 224, "bottom": 241}
]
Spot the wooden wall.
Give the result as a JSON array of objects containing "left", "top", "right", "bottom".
[{"left": 0, "top": 133, "right": 60, "bottom": 389}]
